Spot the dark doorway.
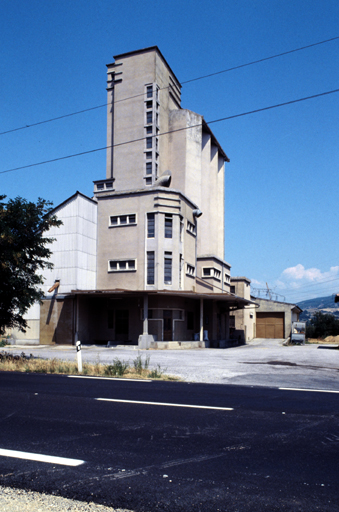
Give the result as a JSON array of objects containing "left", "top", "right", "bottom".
[
  {"left": 116, "top": 310, "right": 129, "bottom": 342},
  {"left": 163, "top": 310, "right": 172, "bottom": 341}
]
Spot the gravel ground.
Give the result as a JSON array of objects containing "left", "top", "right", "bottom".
[{"left": 0, "top": 486, "right": 134, "bottom": 512}]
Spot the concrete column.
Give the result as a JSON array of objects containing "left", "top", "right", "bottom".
[
  {"left": 200, "top": 298, "right": 204, "bottom": 342},
  {"left": 143, "top": 294, "right": 148, "bottom": 335}
]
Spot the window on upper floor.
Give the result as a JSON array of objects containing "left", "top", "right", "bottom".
[
  {"left": 110, "top": 214, "right": 137, "bottom": 227},
  {"left": 230, "top": 286, "right": 235, "bottom": 294},
  {"left": 108, "top": 259, "right": 136, "bottom": 272},
  {"left": 146, "top": 111, "right": 153, "bottom": 124},
  {"left": 147, "top": 213, "right": 155, "bottom": 238},
  {"left": 164, "top": 214, "right": 172, "bottom": 238},
  {"left": 187, "top": 220, "right": 196, "bottom": 236},
  {"left": 164, "top": 252, "right": 172, "bottom": 285},
  {"left": 146, "top": 137, "right": 152, "bottom": 149},
  {"left": 146, "top": 85, "right": 153, "bottom": 98},
  {"left": 147, "top": 251, "right": 155, "bottom": 285},
  {"left": 146, "top": 162, "right": 152, "bottom": 175},
  {"left": 186, "top": 263, "right": 195, "bottom": 277},
  {"left": 202, "top": 267, "right": 221, "bottom": 281}
]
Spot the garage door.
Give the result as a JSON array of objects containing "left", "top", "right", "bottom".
[{"left": 256, "top": 312, "right": 284, "bottom": 338}]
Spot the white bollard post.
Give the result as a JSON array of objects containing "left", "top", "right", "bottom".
[{"left": 76, "top": 341, "right": 82, "bottom": 373}]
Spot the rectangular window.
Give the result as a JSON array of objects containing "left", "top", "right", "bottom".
[
  {"left": 147, "top": 213, "right": 155, "bottom": 238},
  {"left": 187, "top": 220, "right": 196, "bottom": 236},
  {"left": 164, "top": 252, "right": 172, "bottom": 285},
  {"left": 109, "top": 260, "right": 136, "bottom": 272},
  {"left": 146, "top": 151, "right": 152, "bottom": 159},
  {"left": 146, "top": 162, "right": 152, "bottom": 175},
  {"left": 147, "top": 251, "right": 155, "bottom": 285},
  {"left": 186, "top": 263, "right": 195, "bottom": 277},
  {"left": 146, "top": 137, "right": 152, "bottom": 149},
  {"left": 146, "top": 100, "right": 153, "bottom": 109},
  {"left": 146, "top": 111, "right": 153, "bottom": 124},
  {"left": 230, "top": 286, "right": 235, "bottom": 294},
  {"left": 203, "top": 267, "right": 211, "bottom": 277},
  {"left": 164, "top": 214, "right": 172, "bottom": 238},
  {"left": 145, "top": 177, "right": 152, "bottom": 186},
  {"left": 110, "top": 214, "right": 137, "bottom": 227},
  {"left": 146, "top": 85, "right": 153, "bottom": 98},
  {"left": 146, "top": 126, "right": 152, "bottom": 134}
]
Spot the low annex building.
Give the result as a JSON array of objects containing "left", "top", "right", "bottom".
[{"left": 11, "top": 46, "right": 255, "bottom": 347}]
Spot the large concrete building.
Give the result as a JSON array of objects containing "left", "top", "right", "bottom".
[{"left": 11, "top": 46, "right": 255, "bottom": 347}]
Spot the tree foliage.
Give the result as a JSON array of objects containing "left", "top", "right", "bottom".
[
  {"left": 306, "top": 311, "right": 339, "bottom": 339},
  {"left": 0, "top": 195, "right": 62, "bottom": 335}
]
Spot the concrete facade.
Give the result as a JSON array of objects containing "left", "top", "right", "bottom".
[{"left": 9, "top": 46, "right": 255, "bottom": 347}]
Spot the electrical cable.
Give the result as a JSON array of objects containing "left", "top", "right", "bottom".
[
  {"left": 1, "top": 87, "right": 338, "bottom": 175},
  {"left": 1, "top": 35, "right": 338, "bottom": 136}
]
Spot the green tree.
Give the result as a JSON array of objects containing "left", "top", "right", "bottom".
[
  {"left": 0, "top": 195, "right": 62, "bottom": 335},
  {"left": 306, "top": 311, "right": 339, "bottom": 339}
]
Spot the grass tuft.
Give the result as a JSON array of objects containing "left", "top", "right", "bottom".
[{"left": 0, "top": 351, "right": 179, "bottom": 381}]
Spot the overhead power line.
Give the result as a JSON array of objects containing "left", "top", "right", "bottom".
[
  {"left": 1, "top": 87, "right": 338, "bottom": 175},
  {"left": 1, "top": 35, "right": 338, "bottom": 136}
]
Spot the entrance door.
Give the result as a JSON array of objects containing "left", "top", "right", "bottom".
[{"left": 163, "top": 310, "right": 172, "bottom": 341}]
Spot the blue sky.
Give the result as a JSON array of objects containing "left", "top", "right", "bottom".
[{"left": 1, "top": 0, "right": 338, "bottom": 303}]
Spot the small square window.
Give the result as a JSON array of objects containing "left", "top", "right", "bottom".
[
  {"left": 146, "top": 126, "right": 152, "bottom": 134},
  {"left": 146, "top": 100, "right": 153, "bottom": 109},
  {"left": 120, "top": 215, "right": 127, "bottom": 225},
  {"left": 106, "top": 182, "right": 113, "bottom": 189},
  {"left": 110, "top": 216, "right": 118, "bottom": 225},
  {"left": 128, "top": 260, "right": 135, "bottom": 269},
  {"left": 145, "top": 177, "right": 152, "bottom": 186},
  {"left": 129, "top": 214, "right": 136, "bottom": 224},
  {"left": 119, "top": 261, "right": 126, "bottom": 270},
  {"left": 110, "top": 261, "right": 117, "bottom": 270},
  {"left": 146, "top": 152, "right": 152, "bottom": 159},
  {"left": 97, "top": 183, "right": 104, "bottom": 190}
]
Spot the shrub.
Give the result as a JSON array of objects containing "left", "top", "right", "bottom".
[{"left": 104, "top": 358, "right": 129, "bottom": 376}]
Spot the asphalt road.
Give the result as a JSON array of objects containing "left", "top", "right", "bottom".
[{"left": 1, "top": 372, "right": 339, "bottom": 511}]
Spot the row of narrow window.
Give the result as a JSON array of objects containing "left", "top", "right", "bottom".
[
  {"left": 147, "top": 251, "right": 172, "bottom": 285},
  {"left": 147, "top": 213, "right": 172, "bottom": 238}
]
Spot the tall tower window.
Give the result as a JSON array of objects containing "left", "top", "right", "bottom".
[
  {"left": 144, "top": 83, "right": 159, "bottom": 186},
  {"left": 164, "top": 252, "right": 172, "bottom": 285},
  {"left": 147, "top": 251, "right": 155, "bottom": 285},
  {"left": 164, "top": 214, "right": 173, "bottom": 238},
  {"left": 147, "top": 213, "right": 155, "bottom": 238}
]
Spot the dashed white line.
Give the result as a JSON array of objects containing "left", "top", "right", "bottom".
[
  {"left": 279, "top": 387, "right": 339, "bottom": 394},
  {"left": 96, "top": 398, "right": 233, "bottom": 410},
  {"left": 0, "top": 449, "right": 85, "bottom": 466}
]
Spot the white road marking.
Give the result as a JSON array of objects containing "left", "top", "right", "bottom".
[
  {"left": 96, "top": 398, "right": 233, "bottom": 410},
  {"left": 279, "top": 387, "right": 339, "bottom": 394},
  {"left": 68, "top": 376, "right": 152, "bottom": 382},
  {"left": 0, "top": 449, "right": 85, "bottom": 466}
]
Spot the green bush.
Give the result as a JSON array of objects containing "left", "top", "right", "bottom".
[{"left": 104, "top": 358, "right": 129, "bottom": 376}]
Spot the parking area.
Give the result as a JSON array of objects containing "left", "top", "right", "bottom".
[{"left": 2, "top": 338, "right": 338, "bottom": 390}]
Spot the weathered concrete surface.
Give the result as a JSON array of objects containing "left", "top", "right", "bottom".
[{"left": 2, "top": 338, "right": 338, "bottom": 390}]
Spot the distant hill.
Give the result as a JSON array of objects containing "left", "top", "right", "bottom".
[{"left": 297, "top": 295, "right": 339, "bottom": 322}]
